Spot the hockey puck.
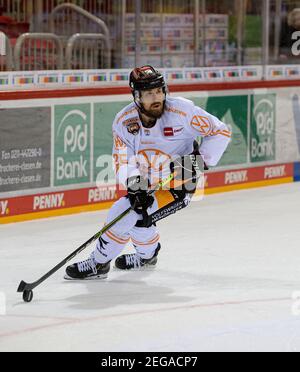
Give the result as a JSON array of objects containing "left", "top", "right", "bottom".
[{"left": 23, "top": 290, "right": 33, "bottom": 303}]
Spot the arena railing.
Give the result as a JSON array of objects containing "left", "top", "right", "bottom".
[
  {"left": 66, "top": 33, "right": 111, "bottom": 69},
  {"left": 14, "top": 32, "right": 64, "bottom": 70},
  {"left": 49, "top": 3, "right": 111, "bottom": 67}
]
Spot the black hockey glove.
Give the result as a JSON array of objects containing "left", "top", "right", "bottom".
[
  {"left": 170, "top": 152, "right": 203, "bottom": 194},
  {"left": 126, "top": 175, "right": 154, "bottom": 212}
]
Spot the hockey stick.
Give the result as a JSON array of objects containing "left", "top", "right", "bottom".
[{"left": 17, "top": 174, "right": 174, "bottom": 303}]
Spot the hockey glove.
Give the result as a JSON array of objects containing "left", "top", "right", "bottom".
[{"left": 126, "top": 175, "right": 154, "bottom": 212}]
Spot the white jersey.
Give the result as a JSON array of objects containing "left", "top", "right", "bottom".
[{"left": 112, "top": 96, "right": 231, "bottom": 186}]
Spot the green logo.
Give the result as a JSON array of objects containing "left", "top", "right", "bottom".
[
  {"left": 54, "top": 105, "right": 91, "bottom": 186},
  {"left": 251, "top": 94, "right": 276, "bottom": 162}
]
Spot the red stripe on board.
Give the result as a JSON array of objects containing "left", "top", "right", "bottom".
[
  {"left": 0, "top": 185, "right": 120, "bottom": 217},
  {"left": 0, "top": 80, "right": 300, "bottom": 101}
]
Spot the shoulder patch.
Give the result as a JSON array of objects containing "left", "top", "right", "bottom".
[
  {"left": 190, "top": 115, "right": 213, "bottom": 136},
  {"left": 122, "top": 117, "right": 141, "bottom": 136}
]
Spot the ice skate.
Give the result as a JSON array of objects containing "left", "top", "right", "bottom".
[
  {"left": 115, "top": 244, "right": 161, "bottom": 270},
  {"left": 64, "top": 253, "right": 111, "bottom": 280}
]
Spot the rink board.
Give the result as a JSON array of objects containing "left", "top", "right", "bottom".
[
  {"left": 0, "top": 163, "right": 295, "bottom": 224},
  {"left": 0, "top": 81, "right": 300, "bottom": 224}
]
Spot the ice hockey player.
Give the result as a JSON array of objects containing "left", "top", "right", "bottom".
[{"left": 65, "top": 65, "right": 231, "bottom": 280}]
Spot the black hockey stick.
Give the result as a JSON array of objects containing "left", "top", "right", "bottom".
[{"left": 17, "top": 174, "right": 174, "bottom": 303}]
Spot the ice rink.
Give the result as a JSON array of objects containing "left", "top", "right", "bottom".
[{"left": 1, "top": 183, "right": 300, "bottom": 352}]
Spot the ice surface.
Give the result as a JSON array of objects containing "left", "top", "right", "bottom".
[{"left": 1, "top": 183, "right": 300, "bottom": 352}]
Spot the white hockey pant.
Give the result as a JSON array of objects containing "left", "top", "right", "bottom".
[{"left": 93, "top": 191, "right": 192, "bottom": 263}]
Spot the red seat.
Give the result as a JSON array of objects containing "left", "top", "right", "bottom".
[{"left": 0, "top": 15, "right": 14, "bottom": 25}]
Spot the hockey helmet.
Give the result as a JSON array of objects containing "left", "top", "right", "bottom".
[{"left": 129, "top": 65, "right": 167, "bottom": 95}]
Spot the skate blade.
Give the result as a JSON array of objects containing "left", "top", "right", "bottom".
[
  {"left": 64, "top": 274, "right": 108, "bottom": 281},
  {"left": 113, "top": 265, "right": 157, "bottom": 272}
]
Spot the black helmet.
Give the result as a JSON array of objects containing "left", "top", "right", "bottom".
[
  {"left": 129, "top": 66, "right": 167, "bottom": 119},
  {"left": 129, "top": 65, "right": 166, "bottom": 94}
]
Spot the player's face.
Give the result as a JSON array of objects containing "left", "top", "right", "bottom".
[{"left": 140, "top": 87, "right": 165, "bottom": 118}]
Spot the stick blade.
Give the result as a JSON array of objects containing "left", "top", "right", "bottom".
[{"left": 17, "top": 281, "right": 28, "bottom": 293}]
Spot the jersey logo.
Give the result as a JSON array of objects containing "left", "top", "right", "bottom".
[
  {"left": 126, "top": 122, "right": 140, "bottom": 136},
  {"left": 138, "top": 149, "right": 171, "bottom": 173},
  {"left": 164, "top": 126, "right": 184, "bottom": 137},
  {"left": 164, "top": 127, "right": 174, "bottom": 137},
  {"left": 174, "top": 127, "right": 184, "bottom": 135},
  {"left": 191, "top": 116, "right": 213, "bottom": 136}
]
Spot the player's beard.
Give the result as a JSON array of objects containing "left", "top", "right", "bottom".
[{"left": 144, "top": 102, "right": 164, "bottom": 119}]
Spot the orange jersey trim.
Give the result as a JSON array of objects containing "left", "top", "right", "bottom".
[
  {"left": 116, "top": 108, "right": 137, "bottom": 124},
  {"left": 210, "top": 130, "right": 232, "bottom": 138}
]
